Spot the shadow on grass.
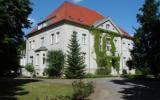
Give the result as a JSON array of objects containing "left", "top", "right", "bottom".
[
  {"left": 111, "top": 77, "right": 160, "bottom": 100},
  {"left": 0, "top": 78, "right": 39, "bottom": 100}
]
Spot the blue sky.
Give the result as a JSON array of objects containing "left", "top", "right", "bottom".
[{"left": 25, "top": 0, "right": 144, "bottom": 35}]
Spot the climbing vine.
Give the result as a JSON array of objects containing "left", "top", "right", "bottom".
[{"left": 90, "top": 27, "right": 120, "bottom": 75}]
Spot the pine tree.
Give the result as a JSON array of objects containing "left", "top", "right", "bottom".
[
  {"left": 128, "top": 0, "right": 160, "bottom": 77},
  {"left": 65, "top": 32, "right": 85, "bottom": 79}
]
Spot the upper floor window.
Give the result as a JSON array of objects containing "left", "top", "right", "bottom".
[
  {"left": 51, "top": 34, "right": 54, "bottom": 44},
  {"left": 55, "top": 32, "right": 60, "bottom": 43},
  {"left": 106, "top": 40, "right": 110, "bottom": 44},
  {"left": 41, "top": 37, "right": 44, "bottom": 46},
  {"left": 73, "top": 31, "right": 77, "bottom": 35},
  {"left": 99, "top": 35, "right": 102, "bottom": 51},
  {"left": 29, "top": 41, "right": 32, "bottom": 50},
  {"left": 106, "top": 45, "right": 111, "bottom": 51},
  {"left": 82, "top": 33, "right": 86, "bottom": 44},
  {"left": 32, "top": 40, "right": 35, "bottom": 50},
  {"left": 106, "top": 24, "right": 110, "bottom": 29},
  {"left": 38, "top": 23, "right": 47, "bottom": 30},
  {"left": 30, "top": 56, "right": 33, "bottom": 64}
]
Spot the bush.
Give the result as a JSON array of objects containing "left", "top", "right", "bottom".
[
  {"left": 25, "top": 63, "right": 35, "bottom": 77},
  {"left": 71, "top": 80, "right": 94, "bottom": 100},
  {"left": 46, "top": 50, "right": 65, "bottom": 77},
  {"left": 96, "top": 67, "right": 111, "bottom": 75},
  {"left": 85, "top": 73, "right": 95, "bottom": 78}
]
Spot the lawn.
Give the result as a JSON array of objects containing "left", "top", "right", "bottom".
[{"left": 0, "top": 78, "right": 73, "bottom": 100}]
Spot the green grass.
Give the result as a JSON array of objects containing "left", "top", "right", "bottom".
[{"left": 0, "top": 78, "right": 73, "bottom": 100}]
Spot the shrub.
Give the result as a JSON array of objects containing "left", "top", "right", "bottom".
[
  {"left": 46, "top": 50, "right": 65, "bottom": 77},
  {"left": 71, "top": 80, "right": 94, "bottom": 100},
  {"left": 85, "top": 73, "right": 95, "bottom": 78},
  {"left": 25, "top": 63, "right": 35, "bottom": 77},
  {"left": 96, "top": 67, "right": 111, "bottom": 75}
]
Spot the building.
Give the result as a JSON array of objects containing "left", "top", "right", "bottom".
[{"left": 21, "top": 1, "right": 134, "bottom": 76}]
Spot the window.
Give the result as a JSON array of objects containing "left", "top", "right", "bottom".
[
  {"left": 29, "top": 41, "right": 32, "bottom": 50},
  {"left": 82, "top": 33, "right": 86, "bottom": 44},
  {"left": 32, "top": 40, "right": 35, "bottom": 50},
  {"left": 82, "top": 52, "right": 86, "bottom": 62},
  {"left": 36, "top": 54, "right": 39, "bottom": 65},
  {"left": 43, "top": 53, "right": 46, "bottom": 64},
  {"left": 55, "top": 32, "right": 60, "bottom": 43},
  {"left": 30, "top": 56, "right": 33, "bottom": 64},
  {"left": 51, "top": 34, "right": 54, "bottom": 44},
  {"left": 99, "top": 35, "right": 102, "bottom": 44},
  {"left": 38, "top": 23, "right": 47, "bottom": 30},
  {"left": 99, "top": 36, "right": 102, "bottom": 51},
  {"left": 73, "top": 31, "right": 77, "bottom": 35},
  {"left": 106, "top": 40, "right": 110, "bottom": 44},
  {"left": 107, "top": 45, "right": 111, "bottom": 51},
  {"left": 41, "top": 37, "right": 44, "bottom": 46},
  {"left": 106, "top": 24, "right": 110, "bottom": 29}
]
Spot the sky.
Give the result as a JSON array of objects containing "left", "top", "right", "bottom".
[{"left": 24, "top": 0, "right": 144, "bottom": 35}]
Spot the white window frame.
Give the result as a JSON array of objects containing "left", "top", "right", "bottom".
[
  {"left": 41, "top": 37, "right": 44, "bottom": 46},
  {"left": 36, "top": 54, "right": 39, "bottom": 65},
  {"left": 51, "top": 34, "right": 54, "bottom": 45},
  {"left": 55, "top": 32, "right": 60, "bottom": 43},
  {"left": 29, "top": 41, "right": 32, "bottom": 50},
  {"left": 32, "top": 40, "right": 35, "bottom": 50},
  {"left": 82, "top": 33, "right": 86, "bottom": 44},
  {"left": 106, "top": 45, "right": 111, "bottom": 51},
  {"left": 106, "top": 24, "right": 110, "bottom": 29}
]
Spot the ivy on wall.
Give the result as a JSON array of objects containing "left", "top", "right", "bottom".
[{"left": 90, "top": 27, "right": 120, "bottom": 75}]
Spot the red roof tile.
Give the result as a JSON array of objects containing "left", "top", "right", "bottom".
[
  {"left": 29, "top": 1, "right": 132, "bottom": 39},
  {"left": 119, "top": 27, "right": 132, "bottom": 39},
  {"left": 29, "top": 1, "right": 105, "bottom": 34}
]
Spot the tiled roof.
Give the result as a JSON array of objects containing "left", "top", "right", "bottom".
[
  {"left": 29, "top": 1, "right": 132, "bottom": 38},
  {"left": 119, "top": 27, "right": 133, "bottom": 39},
  {"left": 29, "top": 1, "right": 105, "bottom": 34}
]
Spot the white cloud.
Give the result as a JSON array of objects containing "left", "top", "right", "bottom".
[{"left": 70, "top": 0, "right": 84, "bottom": 3}]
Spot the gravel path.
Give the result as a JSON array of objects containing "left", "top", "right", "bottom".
[{"left": 89, "top": 78, "right": 127, "bottom": 100}]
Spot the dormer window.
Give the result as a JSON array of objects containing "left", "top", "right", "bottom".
[
  {"left": 106, "top": 24, "right": 110, "bottom": 29},
  {"left": 38, "top": 22, "right": 47, "bottom": 30}
]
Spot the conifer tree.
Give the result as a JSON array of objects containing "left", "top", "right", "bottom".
[
  {"left": 65, "top": 32, "right": 85, "bottom": 79},
  {"left": 128, "top": 0, "right": 160, "bottom": 77}
]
